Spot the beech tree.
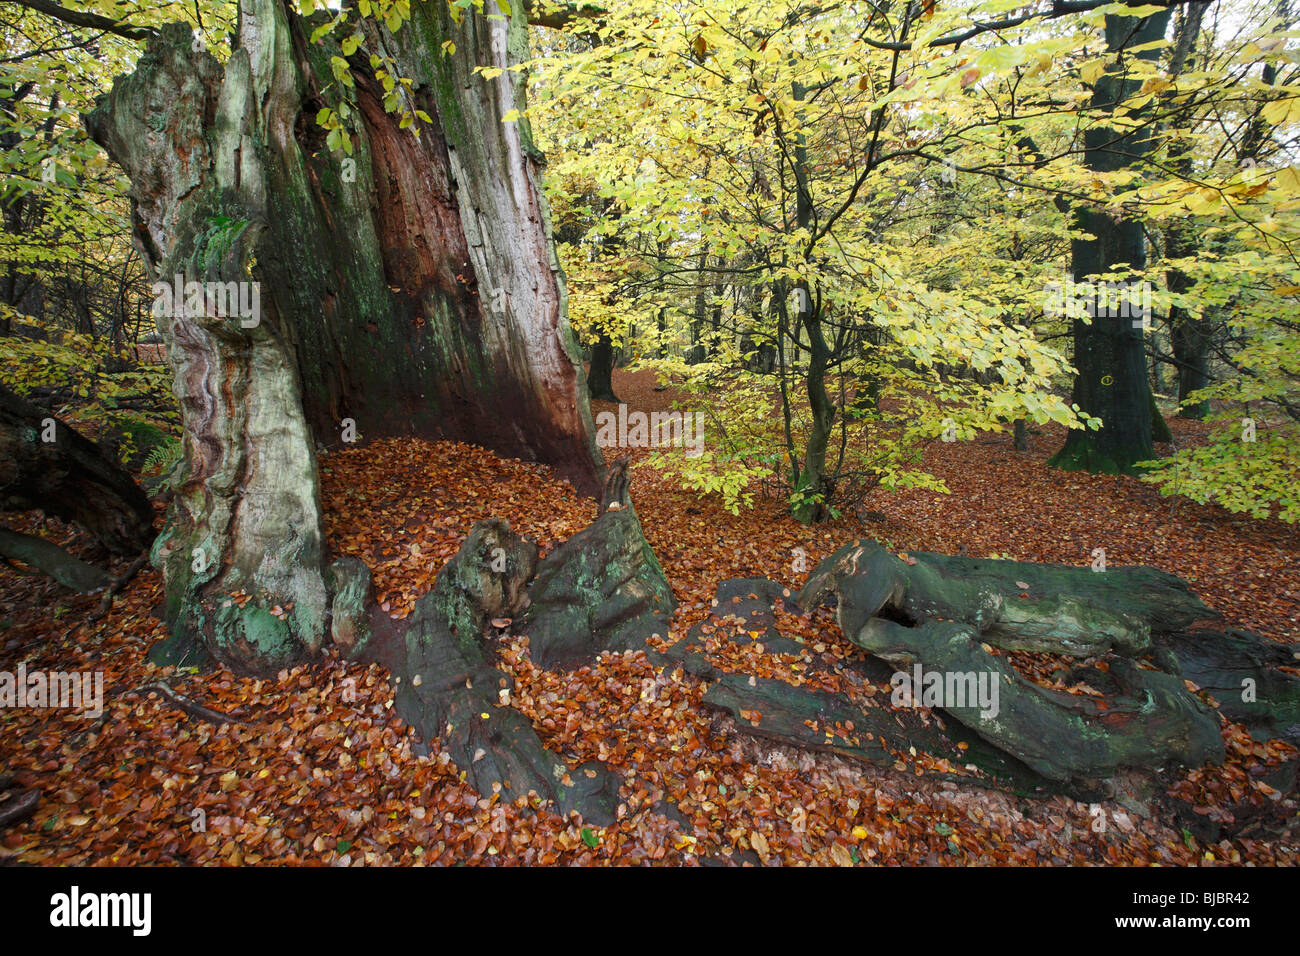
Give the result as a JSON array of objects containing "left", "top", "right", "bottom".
[
  {"left": 4, "top": 0, "right": 1298, "bottom": 847},
  {"left": 35, "top": 0, "right": 610, "bottom": 672},
  {"left": 1049, "top": 6, "right": 1172, "bottom": 475}
]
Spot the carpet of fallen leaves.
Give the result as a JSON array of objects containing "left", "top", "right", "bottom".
[{"left": 1, "top": 368, "right": 1297, "bottom": 866}]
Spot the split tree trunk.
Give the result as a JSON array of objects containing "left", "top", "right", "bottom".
[{"left": 83, "top": 0, "right": 603, "bottom": 673}]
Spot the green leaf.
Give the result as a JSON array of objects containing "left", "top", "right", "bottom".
[{"left": 581, "top": 827, "right": 599, "bottom": 848}]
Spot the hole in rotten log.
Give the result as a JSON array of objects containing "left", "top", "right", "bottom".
[{"left": 876, "top": 603, "right": 919, "bottom": 628}]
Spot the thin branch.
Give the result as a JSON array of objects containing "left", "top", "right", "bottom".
[{"left": 1, "top": 0, "right": 158, "bottom": 41}]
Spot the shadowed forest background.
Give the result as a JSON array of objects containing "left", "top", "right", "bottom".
[{"left": 0, "top": 0, "right": 1298, "bottom": 866}]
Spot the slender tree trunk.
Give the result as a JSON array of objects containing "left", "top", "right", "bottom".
[
  {"left": 797, "top": 291, "right": 835, "bottom": 524},
  {"left": 84, "top": 0, "right": 603, "bottom": 673},
  {"left": 1163, "top": 2, "right": 1211, "bottom": 420},
  {"left": 788, "top": 74, "right": 836, "bottom": 525},
  {"left": 1013, "top": 418, "right": 1029, "bottom": 451},
  {"left": 687, "top": 250, "right": 708, "bottom": 364},
  {"left": 1151, "top": 389, "right": 1173, "bottom": 442}
]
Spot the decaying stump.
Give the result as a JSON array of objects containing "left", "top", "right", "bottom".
[
  {"left": 340, "top": 463, "right": 674, "bottom": 824},
  {"left": 524, "top": 458, "right": 675, "bottom": 670},
  {"left": 359, "top": 520, "right": 619, "bottom": 825}
]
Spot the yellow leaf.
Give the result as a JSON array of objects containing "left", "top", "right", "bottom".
[
  {"left": 1080, "top": 59, "right": 1106, "bottom": 86},
  {"left": 1262, "top": 96, "right": 1295, "bottom": 127}
]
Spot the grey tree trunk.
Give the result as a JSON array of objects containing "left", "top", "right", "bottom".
[
  {"left": 1049, "top": 7, "right": 1170, "bottom": 475},
  {"left": 83, "top": 0, "right": 603, "bottom": 673}
]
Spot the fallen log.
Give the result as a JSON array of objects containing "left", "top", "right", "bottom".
[
  {"left": 0, "top": 384, "right": 154, "bottom": 555},
  {"left": 794, "top": 541, "right": 1225, "bottom": 783},
  {"left": 0, "top": 528, "right": 112, "bottom": 593},
  {"left": 1157, "top": 628, "right": 1300, "bottom": 746},
  {"left": 658, "top": 578, "right": 1091, "bottom": 795},
  {"left": 799, "top": 540, "right": 1218, "bottom": 658},
  {"left": 849, "top": 616, "right": 1224, "bottom": 783}
]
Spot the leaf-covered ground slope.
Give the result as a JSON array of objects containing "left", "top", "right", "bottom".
[{"left": 0, "top": 370, "right": 1296, "bottom": 865}]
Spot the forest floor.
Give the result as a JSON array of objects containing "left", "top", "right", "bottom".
[{"left": 1, "top": 368, "right": 1297, "bottom": 866}]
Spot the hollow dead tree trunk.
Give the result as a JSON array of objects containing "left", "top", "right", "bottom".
[{"left": 83, "top": 0, "right": 604, "bottom": 673}]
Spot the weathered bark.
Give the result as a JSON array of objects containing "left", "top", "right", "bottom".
[
  {"left": 1050, "top": 8, "right": 1170, "bottom": 475},
  {"left": 524, "top": 458, "right": 675, "bottom": 669},
  {"left": 656, "top": 577, "right": 1054, "bottom": 792},
  {"left": 82, "top": 0, "right": 604, "bottom": 672},
  {"left": 668, "top": 540, "right": 1228, "bottom": 788},
  {"left": 1157, "top": 628, "right": 1300, "bottom": 746},
  {"left": 343, "top": 471, "right": 668, "bottom": 821},
  {"left": 0, "top": 384, "right": 154, "bottom": 555},
  {"left": 799, "top": 540, "right": 1217, "bottom": 659},
  {"left": 851, "top": 616, "right": 1223, "bottom": 783}
]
